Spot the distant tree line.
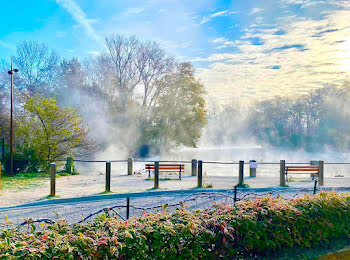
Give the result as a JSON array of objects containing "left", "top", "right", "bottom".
[
  {"left": 0, "top": 36, "right": 206, "bottom": 173},
  {"left": 204, "top": 83, "right": 350, "bottom": 152}
]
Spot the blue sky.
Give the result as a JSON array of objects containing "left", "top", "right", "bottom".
[{"left": 0, "top": 0, "right": 349, "bottom": 103}]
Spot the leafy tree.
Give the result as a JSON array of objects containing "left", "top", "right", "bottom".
[
  {"left": 19, "top": 95, "right": 94, "bottom": 170},
  {"left": 139, "top": 62, "right": 206, "bottom": 150}
]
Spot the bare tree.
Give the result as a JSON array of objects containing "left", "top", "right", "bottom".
[
  {"left": 135, "top": 41, "right": 174, "bottom": 110},
  {"left": 99, "top": 35, "right": 174, "bottom": 119},
  {"left": 13, "top": 40, "right": 60, "bottom": 94}
]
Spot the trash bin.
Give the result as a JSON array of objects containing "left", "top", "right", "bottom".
[{"left": 249, "top": 160, "right": 257, "bottom": 177}]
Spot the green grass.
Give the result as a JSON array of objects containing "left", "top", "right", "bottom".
[
  {"left": 0, "top": 171, "right": 74, "bottom": 192},
  {"left": 0, "top": 172, "right": 48, "bottom": 191},
  {"left": 236, "top": 183, "right": 250, "bottom": 188}
]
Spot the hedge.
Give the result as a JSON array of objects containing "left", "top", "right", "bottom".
[{"left": 0, "top": 192, "right": 349, "bottom": 259}]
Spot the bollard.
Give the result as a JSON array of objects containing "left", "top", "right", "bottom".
[
  {"left": 126, "top": 197, "right": 130, "bottom": 219},
  {"left": 154, "top": 161, "right": 159, "bottom": 189},
  {"left": 249, "top": 160, "right": 257, "bottom": 177},
  {"left": 128, "top": 157, "right": 134, "bottom": 175},
  {"left": 65, "top": 157, "right": 74, "bottom": 174},
  {"left": 197, "top": 160, "right": 203, "bottom": 188},
  {"left": 280, "top": 160, "right": 286, "bottom": 186},
  {"left": 106, "top": 161, "right": 111, "bottom": 192},
  {"left": 50, "top": 163, "right": 56, "bottom": 196},
  {"left": 318, "top": 161, "right": 324, "bottom": 185},
  {"left": 191, "top": 159, "right": 197, "bottom": 176},
  {"left": 238, "top": 161, "right": 244, "bottom": 185}
]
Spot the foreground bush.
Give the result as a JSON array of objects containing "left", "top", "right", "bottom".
[{"left": 0, "top": 192, "right": 349, "bottom": 259}]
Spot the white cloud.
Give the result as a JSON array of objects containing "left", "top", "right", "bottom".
[
  {"left": 0, "top": 40, "right": 15, "bottom": 50},
  {"left": 56, "top": 0, "right": 102, "bottom": 43},
  {"left": 124, "top": 7, "right": 144, "bottom": 15},
  {"left": 210, "top": 11, "right": 229, "bottom": 18},
  {"left": 197, "top": 7, "right": 350, "bottom": 103},
  {"left": 212, "top": 37, "right": 236, "bottom": 49},
  {"left": 200, "top": 10, "right": 238, "bottom": 25},
  {"left": 250, "top": 8, "right": 263, "bottom": 15}
]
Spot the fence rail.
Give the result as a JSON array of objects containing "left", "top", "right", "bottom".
[
  {"left": 39, "top": 157, "right": 350, "bottom": 197},
  {"left": 2, "top": 187, "right": 333, "bottom": 229}
]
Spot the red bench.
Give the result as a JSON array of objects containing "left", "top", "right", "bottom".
[
  {"left": 145, "top": 164, "right": 184, "bottom": 180},
  {"left": 285, "top": 166, "right": 319, "bottom": 181}
]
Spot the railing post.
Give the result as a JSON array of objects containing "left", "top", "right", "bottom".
[
  {"left": 50, "top": 163, "right": 56, "bottom": 196},
  {"left": 106, "top": 161, "right": 111, "bottom": 192},
  {"left": 234, "top": 185, "right": 237, "bottom": 204},
  {"left": 128, "top": 157, "right": 134, "bottom": 175},
  {"left": 197, "top": 160, "right": 203, "bottom": 188},
  {"left": 0, "top": 162, "right": 2, "bottom": 190},
  {"left": 1, "top": 138, "right": 4, "bottom": 160},
  {"left": 238, "top": 161, "right": 244, "bottom": 185},
  {"left": 191, "top": 159, "right": 197, "bottom": 176},
  {"left": 313, "top": 180, "right": 318, "bottom": 195},
  {"left": 318, "top": 160, "right": 324, "bottom": 185},
  {"left": 280, "top": 160, "right": 286, "bottom": 186},
  {"left": 126, "top": 197, "right": 130, "bottom": 219},
  {"left": 154, "top": 161, "right": 159, "bottom": 189}
]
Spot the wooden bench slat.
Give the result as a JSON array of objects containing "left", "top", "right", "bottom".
[
  {"left": 285, "top": 164, "right": 319, "bottom": 182},
  {"left": 145, "top": 163, "right": 184, "bottom": 180},
  {"left": 286, "top": 166, "right": 318, "bottom": 169},
  {"left": 290, "top": 172, "right": 318, "bottom": 175},
  {"left": 286, "top": 169, "right": 319, "bottom": 172}
]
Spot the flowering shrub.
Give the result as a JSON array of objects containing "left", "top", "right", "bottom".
[{"left": 0, "top": 192, "right": 349, "bottom": 259}]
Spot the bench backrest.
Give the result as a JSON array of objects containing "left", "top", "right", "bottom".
[
  {"left": 145, "top": 164, "right": 185, "bottom": 172},
  {"left": 285, "top": 166, "right": 319, "bottom": 174}
]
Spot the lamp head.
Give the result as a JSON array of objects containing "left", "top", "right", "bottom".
[
  {"left": 14, "top": 69, "right": 19, "bottom": 73},
  {"left": 8, "top": 71, "right": 13, "bottom": 75}
]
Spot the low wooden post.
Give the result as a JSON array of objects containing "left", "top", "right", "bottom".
[
  {"left": 50, "top": 163, "right": 56, "bottom": 196},
  {"left": 280, "top": 160, "right": 286, "bottom": 186},
  {"left": 238, "top": 161, "right": 244, "bottom": 185},
  {"left": 191, "top": 159, "right": 197, "bottom": 176},
  {"left": 318, "top": 160, "right": 324, "bottom": 185},
  {"left": 127, "top": 157, "right": 134, "bottom": 175},
  {"left": 154, "top": 161, "right": 159, "bottom": 189},
  {"left": 106, "top": 161, "right": 111, "bottom": 192},
  {"left": 197, "top": 160, "right": 203, "bottom": 188}
]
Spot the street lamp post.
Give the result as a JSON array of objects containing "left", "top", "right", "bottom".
[{"left": 8, "top": 58, "right": 18, "bottom": 175}]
